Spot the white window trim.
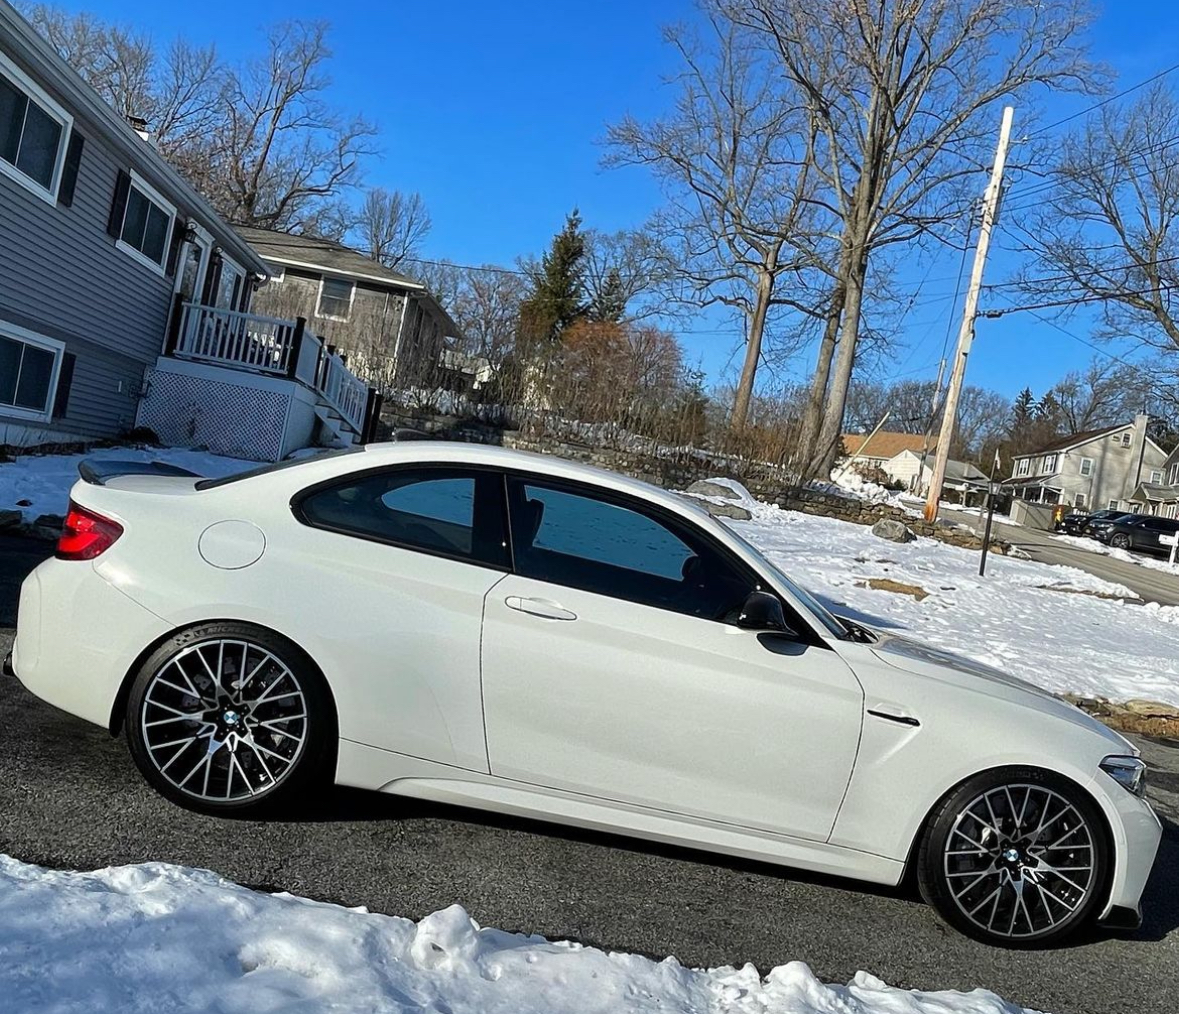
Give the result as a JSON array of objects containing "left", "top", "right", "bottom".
[
  {"left": 1079, "top": 456, "right": 1093, "bottom": 476},
  {"left": 1109, "top": 499, "right": 1120, "bottom": 510},
  {"left": 315, "top": 275, "right": 356, "bottom": 322},
  {"left": 1151, "top": 469, "right": 1164, "bottom": 483},
  {"left": 0, "top": 320, "right": 64, "bottom": 422},
  {"left": 1041, "top": 453, "right": 1057, "bottom": 474},
  {"left": 115, "top": 170, "right": 177, "bottom": 278},
  {"left": 0, "top": 50, "right": 74, "bottom": 205},
  {"left": 1015, "top": 458, "right": 1030, "bottom": 477}
]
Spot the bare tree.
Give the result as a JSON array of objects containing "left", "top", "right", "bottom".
[
  {"left": 450, "top": 267, "right": 528, "bottom": 374},
  {"left": 1016, "top": 83, "right": 1179, "bottom": 354},
  {"left": 583, "top": 228, "right": 677, "bottom": 323},
  {"left": 730, "top": 0, "right": 1098, "bottom": 476},
  {"left": 204, "top": 21, "right": 378, "bottom": 231},
  {"left": 354, "top": 188, "right": 432, "bottom": 269},
  {"left": 1044, "top": 357, "right": 1153, "bottom": 433},
  {"left": 606, "top": 14, "right": 830, "bottom": 430}
]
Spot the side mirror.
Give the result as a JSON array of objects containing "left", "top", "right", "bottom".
[{"left": 737, "top": 590, "right": 789, "bottom": 632}]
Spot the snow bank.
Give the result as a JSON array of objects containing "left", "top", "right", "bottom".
[
  {"left": 1052, "top": 533, "right": 1179, "bottom": 575},
  {"left": 722, "top": 495, "right": 1179, "bottom": 707},
  {"left": 0, "top": 855, "right": 1039, "bottom": 1014},
  {"left": 0, "top": 446, "right": 253, "bottom": 522}
]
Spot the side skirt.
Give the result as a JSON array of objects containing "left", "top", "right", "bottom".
[{"left": 337, "top": 738, "right": 904, "bottom": 887}]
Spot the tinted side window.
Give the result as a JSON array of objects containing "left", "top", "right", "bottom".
[
  {"left": 508, "top": 479, "right": 750, "bottom": 620},
  {"left": 299, "top": 468, "right": 506, "bottom": 566}
]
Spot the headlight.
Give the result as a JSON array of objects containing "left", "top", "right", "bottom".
[{"left": 1100, "top": 755, "right": 1147, "bottom": 797}]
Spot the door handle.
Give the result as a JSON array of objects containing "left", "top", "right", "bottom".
[{"left": 505, "top": 595, "right": 577, "bottom": 621}]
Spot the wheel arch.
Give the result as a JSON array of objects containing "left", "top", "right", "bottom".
[
  {"left": 900, "top": 763, "right": 1116, "bottom": 897},
  {"left": 109, "top": 618, "right": 340, "bottom": 742}
]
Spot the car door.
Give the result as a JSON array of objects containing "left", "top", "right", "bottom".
[
  {"left": 480, "top": 475, "right": 864, "bottom": 842},
  {"left": 291, "top": 465, "right": 509, "bottom": 771}
]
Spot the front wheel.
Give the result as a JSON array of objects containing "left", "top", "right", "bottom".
[
  {"left": 918, "top": 768, "right": 1109, "bottom": 947},
  {"left": 125, "top": 622, "right": 335, "bottom": 815},
  {"left": 1110, "top": 533, "right": 1132, "bottom": 550}
]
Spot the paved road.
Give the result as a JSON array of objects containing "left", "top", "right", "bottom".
[
  {"left": 0, "top": 538, "right": 1177, "bottom": 1013},
  {"left": 942, "top": 508, "right": 1179, "bottom": 607}
]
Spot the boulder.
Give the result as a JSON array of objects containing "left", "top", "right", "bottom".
[
  {"left": 0, "top": 509, "right": 22, "bottom": 530},
  {"left": 871, "top": 518, "right": 916, "bottom": 543},
  {"left": 1119, "top": 699, "right": 1179, "bottom": 719},
  {"left": 685, "top": 479, "right": 742, "bottom": 500}
]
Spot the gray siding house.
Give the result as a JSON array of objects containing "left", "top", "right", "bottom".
[
  {"left": 1007, "top": 414, "right": 1170, "bottom": 513},
  {"left": 1, "top": 1, "right": 380, "bottom": 461},
  {"left": 241, "top": 228, "right": 460, "bottom": 391},
  {"left": 0, "top": 0, "right": 267, "bottom": 446}
]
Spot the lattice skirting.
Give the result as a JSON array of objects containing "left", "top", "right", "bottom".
[{"left": 136, "top": 367, "right": 291, "bottom": 462}]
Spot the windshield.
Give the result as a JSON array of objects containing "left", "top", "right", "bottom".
[{"left": 723, "top": 526, "right": 850, "bottom": 639}]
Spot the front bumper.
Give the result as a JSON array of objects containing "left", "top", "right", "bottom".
[{"left": 1088, "top": 769, "right": 1164, "bottom": 925}]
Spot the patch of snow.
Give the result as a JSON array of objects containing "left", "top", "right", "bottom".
[
  {"left": 726, "top": 497, "right": 1179, "bottom": 707},
  {"left": 0, "top": 855, "right": 1041, "bottom": 1014},
  {"left": 0, "top": 446, "right": 253, "bottom": 522},
  {"left": 1052, "top": 533, "right": 1179, "bottom": 575}
]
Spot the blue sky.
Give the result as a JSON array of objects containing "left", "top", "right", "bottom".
[{"left": 57, "top": 0, "right": 1179, "bottom": 401}]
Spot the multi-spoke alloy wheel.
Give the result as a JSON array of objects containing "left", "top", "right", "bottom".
[
  {"left": 919, "top": 770, "right": 1108, "bottom": 947},
  {"left": 126, "top": 623, "right": 333, "bottom": 814}
]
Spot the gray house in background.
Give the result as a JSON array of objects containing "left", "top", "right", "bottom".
[
  {"left": 1, "top": 0, "right": 379, "bottom": 461},
  {"left": 0, "top": 0, "right": 266, "bottom": 447},
  {"left": 1007, "top": 415, "right": 1170, "bottom": 513},
  {"left": 240, "top": 228, "right": 460, "bottom": 391}
]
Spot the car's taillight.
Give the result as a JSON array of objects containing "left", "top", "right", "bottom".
[{"left": 56, "top": 502, "right": 124, "bottom": 560}]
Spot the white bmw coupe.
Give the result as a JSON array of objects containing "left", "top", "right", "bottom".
[{"left": 6, "top": 443, "right": 1161, "bottom": 946}]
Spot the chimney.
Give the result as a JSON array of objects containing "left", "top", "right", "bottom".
[
  {"left": 126, "top": 114, "right": 153, "bottom": 145},
  {"left": 1124, "top": 411, "right": 1151, "bottom": 504}
]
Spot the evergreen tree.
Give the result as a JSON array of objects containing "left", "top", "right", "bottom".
[
  {"left": 1010, "top": 388, "right": 1036, "bottom": 429},
  {"left": 587, "top": 267, "right": 628, "bottom": 323},
  {"left": 518, "top": 211, "right": 587, "bottom": 345}
]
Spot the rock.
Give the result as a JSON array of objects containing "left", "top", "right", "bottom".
[
  {"left": 15, "top": 498, "right": 31, "bottom": 507},
  {"left": 871, "top": 518, "right": 916, "bottom": 543},
  {"left": 1119, "top": 699, "right": 1179, "bottom": 718},
  {"left": 685, "top": 479, "right": 741, "bottom": 500},
  {"left": 28, "top": 513, "right": 64, "bottom": 541},
  {"left": 0, "top": 509, "right": 22, "bottom": 530}
]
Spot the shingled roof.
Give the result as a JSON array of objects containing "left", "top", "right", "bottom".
[{"left": 841, "top": 431, "right": 935, "bottom": 460}]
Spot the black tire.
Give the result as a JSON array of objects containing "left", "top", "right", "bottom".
[
  {"left": 125, "top": 621, "right": 336, "bottom": 816},
  {"left": 1110, "top": 533, "right": 1132, "bottom": 550},
  {"left": 917, "top": 767, "right": 1110, "bottom": 948}
]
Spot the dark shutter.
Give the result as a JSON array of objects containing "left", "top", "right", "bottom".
[
  {"left": 107, "top": 169, "right": 131, "bottom": 238},
  {"left": 58, "top": 131, "right": 85, "bottom": 208},
  {"left": 51, "top": 352, "right": 76, "bottom": 419},
  {"left": 164, "top": 218, "right": 185, "bottom": 277}
]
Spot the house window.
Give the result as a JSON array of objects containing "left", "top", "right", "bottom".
[
  {"left": 1169, "top": 463, "right": 1179, "bottom": 485},
  {"left": 317, "top": 277, "right": 354, "bottom": 320},
  {"left": 1041, "top": 453, "right": 1057, "bottom": 474},
  {"left": 1079, "top": 457, "right": 1093, "bottom": 476},
  {"left": 1015, "top": 458, "right": 1030, "bottom": 477},
  {"left": 0, "top": 322, "right": 63, "bottom": 420},
  {"left": 0, "top": 52, "right": 72, "bottom": 202},
  {"left": 1151, "top": 469, "right": 1163, "bottom": 484},
  {"left": 1121, "top": 433, "right": 1132, "bottom": 447},
  {"left": 1109, "top": 500, "right": 1120, "bottom": 510},
  {"left": 1074, "top": 493, "right": 1086, "bottom": 507},
  {"left": 116, "top": 172, "right": 176, "bottom": 274}
]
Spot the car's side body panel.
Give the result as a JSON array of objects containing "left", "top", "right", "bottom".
[{"left": 481, "top": 573, "right": 864, "bottom": 842}]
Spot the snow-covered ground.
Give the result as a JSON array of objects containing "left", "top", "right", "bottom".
[
  {"left": 0, "top": 446, "right": 253, "bottom": 522},
  {"left": 0, "top": 856, "right": 1040, "bottom": 1014},
  {"left": 705, "top": 482, "right": 1179, "bottom": 707}
]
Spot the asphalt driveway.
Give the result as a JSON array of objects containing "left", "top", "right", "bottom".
[{"left": 0, "top": 536, "right": 1177, "bottom": 1014}]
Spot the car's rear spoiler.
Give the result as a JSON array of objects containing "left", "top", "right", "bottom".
[{"left": 78, "top": 459, "right": 203, "bottom": 486}]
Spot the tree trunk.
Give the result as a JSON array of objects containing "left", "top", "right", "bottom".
[
  {"left": 814, "top": 240, "right": 869, "bottom": 475},
  {"left": 795, "top": 283, "right": 845, "bottom": 478},
  {"left": 730, "top": 267, "right": 775, "bottom": 430}
]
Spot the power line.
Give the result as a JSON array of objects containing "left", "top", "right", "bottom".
[
  {"left": 981, "top": 280, "right": 1179, "bottom": 317},
  {"left": 1026, "top": 62, "right": 1179, "bottom": 139}
]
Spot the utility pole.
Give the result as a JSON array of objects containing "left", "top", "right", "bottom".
[
  {"left": 915, "top": 357, "right": 946, "bottom": 494},
  {"left": 924, "top": 105, "right": 1015, "bottom": 523}
]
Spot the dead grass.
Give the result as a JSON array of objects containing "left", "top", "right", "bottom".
[{"left": 855, "top": 578, "right": 930, "bottom": 601}]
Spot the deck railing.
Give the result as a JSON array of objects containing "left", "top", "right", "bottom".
[
  {"left": 171, "top": 302, "right": 371, "bottom": 437},
  {"left": 174, "top": 303, "right": 298, "bottom": 375}
]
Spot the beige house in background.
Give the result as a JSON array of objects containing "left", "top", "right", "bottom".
[
  {"left": 1007, "top": 415, "right": 1169, "bottom": 513},
  {"left": 835, "top": 431, "right": 935, "bottom": 480},
  {"left": 240, "top": 228, "right": 460, "bottom": 390}
]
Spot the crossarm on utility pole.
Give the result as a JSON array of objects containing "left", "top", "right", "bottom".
[{"left": 923, "top": 105, "right": 1015, "bottom": 523}]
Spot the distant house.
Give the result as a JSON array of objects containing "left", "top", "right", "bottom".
[
  {"left": 883, "top": 449, "right": 989, "bottom": 502},
  {"left": 240, "top": 228, "right": 460, "bottom": 391},
  {"left": 0, "top": 2, "right": 377, "bottom": 460},
  {"left": 1146, "top": 444, "right": 1179, "bottom": 519},
  {"left": 1007, "top": 415, "right": 1169, "bottom": 513},
  {"left": 835, "top": 432, "right": 935, "bottom": 481}
]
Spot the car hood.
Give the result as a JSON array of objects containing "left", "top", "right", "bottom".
[{"left": 865, "top": 629, "right": 1133, "bottom": 751}]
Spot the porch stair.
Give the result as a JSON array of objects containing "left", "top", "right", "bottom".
[{"left": 314, "top": 403, "right": 363, "bottom": 449}]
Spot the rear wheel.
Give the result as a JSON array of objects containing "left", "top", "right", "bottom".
[
  {"left": 1110, "top": 533, "right": 1132, "bottom": 550},
  {"left": 125, "top": 622, "right": 335, "bottom": 815},
  {"left": 918, "top": 768, "right": 1109, "bottom": 947}
]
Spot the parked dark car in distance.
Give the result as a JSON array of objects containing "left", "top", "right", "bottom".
[
  {"left": 1085, "top": 512, "right": 1141, "bottom": 541},
  {"left": 1093, "top": 514, "right": 1179, "bottom": 555},
  {"left": 1058, "top": 511, "right": 1091, "bottom": 535}
]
